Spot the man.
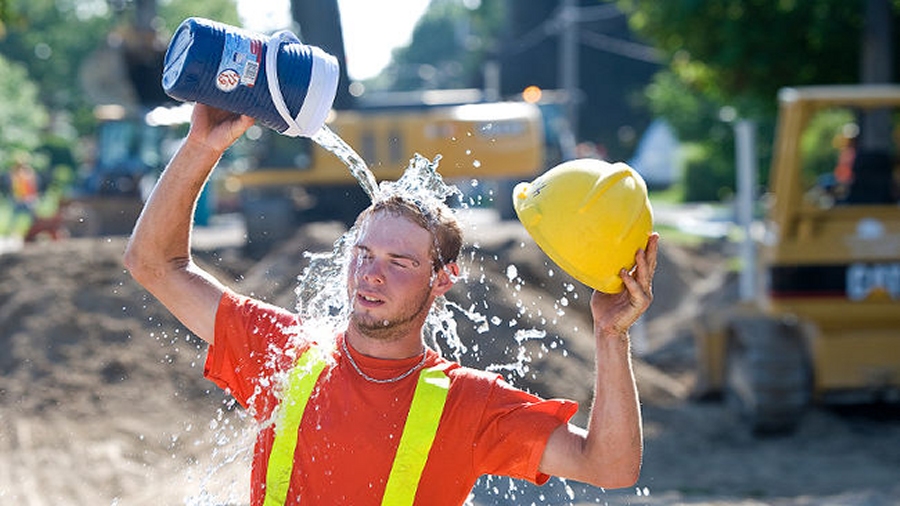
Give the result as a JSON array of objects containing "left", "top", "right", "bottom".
[{"left": 124, "top": 103, "right": 659, "bottom": 505}]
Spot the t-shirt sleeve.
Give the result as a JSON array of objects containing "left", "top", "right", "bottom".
[
  {"left": 204, "top": 289, "right": 301, "bottom": 419},
  {"left": 473, "top": 375, "right": 579, "bottom": 485}
]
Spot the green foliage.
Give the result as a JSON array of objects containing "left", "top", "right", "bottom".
[
  {"left": 157, "top": 0, "right": 241, "bottom": 36},
  {"left": 619, "top": 0, "right": 870, "bottom": 108},
  {"left": 0, "top": 0, "right": 240, "bottom": 119},
  {"left": 0, "top": 52, "right": 49, "bottom": 168},
  {"left": 796, "top": 108, "right": 855, "bottom": 189},
  {"left": 0, "top": 0, "right": 241, "bottom": 189},
  {"left": 644, "top": 70, "right": 737, "bottom": 200},
  {"left": 380, "top": 0, "right": 506, "bottom": 91},
  {"left": 645, "top": 71, "right": 721, "bottom": 144},
  {"left": 616, "top": 0, "right": 890, "bottom": 202},
  {"left": 0, "top": 0, "right": 112, "bottom": 113},
  {"left": 682, "top": 142, "right": 735, "bottom": 202}
]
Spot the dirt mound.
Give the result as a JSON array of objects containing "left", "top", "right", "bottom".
[
  {"left": 1, "top": 224, "right": 898, "bottom": 505},
  {"left": 1, "top": 238, "right": 202, "bottom": 411},
  {"left": 0, "top": 238, "right": 251, "bottom": 504}
]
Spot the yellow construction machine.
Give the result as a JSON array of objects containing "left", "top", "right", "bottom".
[
  {"left": 693, "top": 85, "right": 900, "bottom": 433},
  {"left": 223, "top": 90, "right": 568, "bottom": 254}
]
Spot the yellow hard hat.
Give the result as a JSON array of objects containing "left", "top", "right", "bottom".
[{"left": 513, "top": 158, "right": 654, "bottom": 293}]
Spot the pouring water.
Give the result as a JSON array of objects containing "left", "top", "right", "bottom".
[{"left": 186, "top": 125, "right": 596, "bottom": 506}]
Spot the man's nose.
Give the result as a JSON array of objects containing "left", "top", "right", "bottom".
[{"left": 359, "top": 258, "right": 385, "bottom": 284}]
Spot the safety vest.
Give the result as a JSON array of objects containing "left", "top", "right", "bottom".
[{"left": 263, "top": 345, "right": 451, "bottom": 506}]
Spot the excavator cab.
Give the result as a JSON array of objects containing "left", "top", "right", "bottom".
[{"left": 694, "top": 86, "right": 900, "bottom": 433}]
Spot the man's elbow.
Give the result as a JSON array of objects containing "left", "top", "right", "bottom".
[
  {"left": 123, "top": 241, "right": 140, "bottom": 273},
  {"left": 123, "top": 243, "right": 149, "bottom": 283},
  {"left": 581, "top": 454, "right": 642, "bottom": 489},
  {"left": 122, "top": 241, "right": 171, "bottom": 289},
  {"left": 592, "top": 464, "right": 641, "bottom": 489}
]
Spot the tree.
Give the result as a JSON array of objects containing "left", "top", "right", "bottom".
[
  {"left": 290, "top": 0, "right": 354, "bottom": 109},
  {"left": 617, "top": 0, "right": 899, "bottom": 200},
  {"left": 0, "top": 0, "right": 112, "bottom": 124},
  {"left": 618, "top": 0, "right": 888, "bottom": 114},
  {"left": 378, "top": 0, "right": 506, "bottom": 92},
  {"left": 499, "top": 1, "right": 660, "bottom": 159},
  {"left": 0, "top": 0, "right": 241, "bottom": 133},
  {"left": 0, "top": 52, "right": 49, "bottom": 168},
  {"left": 158, "top": 0, "right": 240, "bottom": 30},
  {"left": 375, "top": 0, "right": 659, "bottom": 162}
]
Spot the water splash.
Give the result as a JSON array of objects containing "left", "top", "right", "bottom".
[
  {"left": 312, "top": 125, "right": 380, "bottom": 201},
  {"left": 291, "top": 132, "right": 598, "bottom": 504},
  {"left": 291, "top": 144, "right": 467, "bottom": 358},
  {"left": 378, "top": 153, "right": 459, "bottom": 206},
  {"left": 294, "top": 232, "right": 354, "bottom": 338},
  {"left": 188, "top": 124, "right": 604, "bottom": 505},
  {"left": 299, "top": 147, "right": 607, "bottom": 504}
]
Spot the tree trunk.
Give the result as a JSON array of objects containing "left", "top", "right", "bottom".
[{"left": 290, "top": 0, "right": 355, "bottom": 110}]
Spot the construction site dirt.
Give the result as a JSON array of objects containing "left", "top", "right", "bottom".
[{"left": 1, "top": 215, "right": 898, "bottom": 505}]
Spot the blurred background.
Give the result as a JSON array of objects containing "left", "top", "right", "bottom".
[
  {"left": 0, "top": 0, "right": 895, "bottom": 242},
  {"left": 1, "top": 1, "right": 899, "bottom": 505}
]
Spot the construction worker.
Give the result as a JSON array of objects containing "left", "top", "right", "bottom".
[
  {"left": 10, "top": 154, "right": 39, "bottom": 214},
  {"left": 124, "top": 104, "right": 657, "bottom": 505}
]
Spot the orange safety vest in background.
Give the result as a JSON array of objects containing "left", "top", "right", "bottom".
[
  {"left": 263, "top": 346, "right": 450, "bottom": 506},
  {"left": 11, "top": 167, "right": 38, "bottom": 203}
]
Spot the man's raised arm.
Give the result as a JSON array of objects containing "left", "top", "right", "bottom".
[
  {"left": 123, "top": 104, "right": 255, "bottom": 344},
  {"left": 538, "top": 233, "right": 659, "bottom": 489}
]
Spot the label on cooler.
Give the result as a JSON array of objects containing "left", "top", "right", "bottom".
[{"left": 216, "top": 32, "right": 263, "bottom": 92}]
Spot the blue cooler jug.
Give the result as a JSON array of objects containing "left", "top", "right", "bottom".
[{"left": 162, "top": 17, "right": 339, "bottom": 137}]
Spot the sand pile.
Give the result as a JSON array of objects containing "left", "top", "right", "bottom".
[{"left": 1, "top": 225, "right": 898, "bottom": 505}]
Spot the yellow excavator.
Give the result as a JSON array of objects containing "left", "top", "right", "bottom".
[
  {"left": 693, "top": 85, "right": 900, "bottom": 433},
  {"left": 67, "top": 0, "right": 570, "bottom": 246},
  {"left": 226, "top": 90, "right": 567, "bottom": 254}
]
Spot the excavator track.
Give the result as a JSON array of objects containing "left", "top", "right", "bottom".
[{"left": 725, "top": 317, "right": 811, "bottom": 434}]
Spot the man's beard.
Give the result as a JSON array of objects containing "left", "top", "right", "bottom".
[{"left": 349, "top": 286, "right": 433, "bottom": 342}]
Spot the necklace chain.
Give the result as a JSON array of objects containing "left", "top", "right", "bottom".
[{"left": 341, "top": 337, "right": 427, "bottom": 384}]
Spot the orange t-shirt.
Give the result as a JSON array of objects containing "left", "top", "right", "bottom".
[{"left": 205, "top": 290, "right": 578, "bottom": 506}]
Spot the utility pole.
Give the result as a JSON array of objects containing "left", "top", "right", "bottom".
[
  {"left": 860, "top": 0, "right": 893, "bottom": 150},
  {"left": 290, "top": 0, "right": 355, "bottom": 110},
  {"left": 735, "top": 121, "right": 758, "bottom": 301},
  {"left": 861, "top": 0, "right": 893, "bottom": 84},
  {"left": 134, "top": 0, "right": 157, "bottom": 32},
  {"left": 559, "top": 0, "right": 579, "bottom": 138},
  {"left": 122, "top": 0, "right": 168, "bottom": 106}
]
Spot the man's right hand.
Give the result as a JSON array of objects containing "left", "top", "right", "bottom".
[
  {"left": 187, "top": 103, "right": 256, "bottom": 155},
  {"left": 124, "top": 103, "right": 256, "bottom": 345}
]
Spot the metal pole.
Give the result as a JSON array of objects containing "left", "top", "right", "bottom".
[
  {"left": 483, "top": 60, "right": 500, "bottom": 102},
  {"left": 861, "top": 0, "right": 893, "bottom": 150},
  {"left": 735, "top": 120, "right": 757, "bottom": 301},
  {"left": 559, "top": 0, "right": 579, "bottom": 138}
]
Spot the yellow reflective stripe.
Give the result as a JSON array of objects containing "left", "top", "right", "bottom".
[
  {"left": 263, "top": 346, "right": 329, "bottom": 506},
  {"left": 381, "top": 365, "right": 450, "bottom": 506},
  {"left": 263, "top": 350, "right": 450, "bottom": 506}
]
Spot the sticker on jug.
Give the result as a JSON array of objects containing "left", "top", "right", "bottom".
[{"left": 215, "top": 31, "right": 263, "bottom": 92}]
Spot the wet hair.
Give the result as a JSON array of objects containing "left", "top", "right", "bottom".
[{"left": 355, "top": 195, "right": 463, "bottom": 271}]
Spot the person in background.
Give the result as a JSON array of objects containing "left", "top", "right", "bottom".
[{"left": 10, "top": 154, "right": 40, "bottom": 216}]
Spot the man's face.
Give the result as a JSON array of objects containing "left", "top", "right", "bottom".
[{"left": 347, "top": 211, "right": 438, "bottom": 341}]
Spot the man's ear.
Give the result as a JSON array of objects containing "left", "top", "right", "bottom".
[{"left": 432, "top": 262, "right": 459, "bottom": 296}]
